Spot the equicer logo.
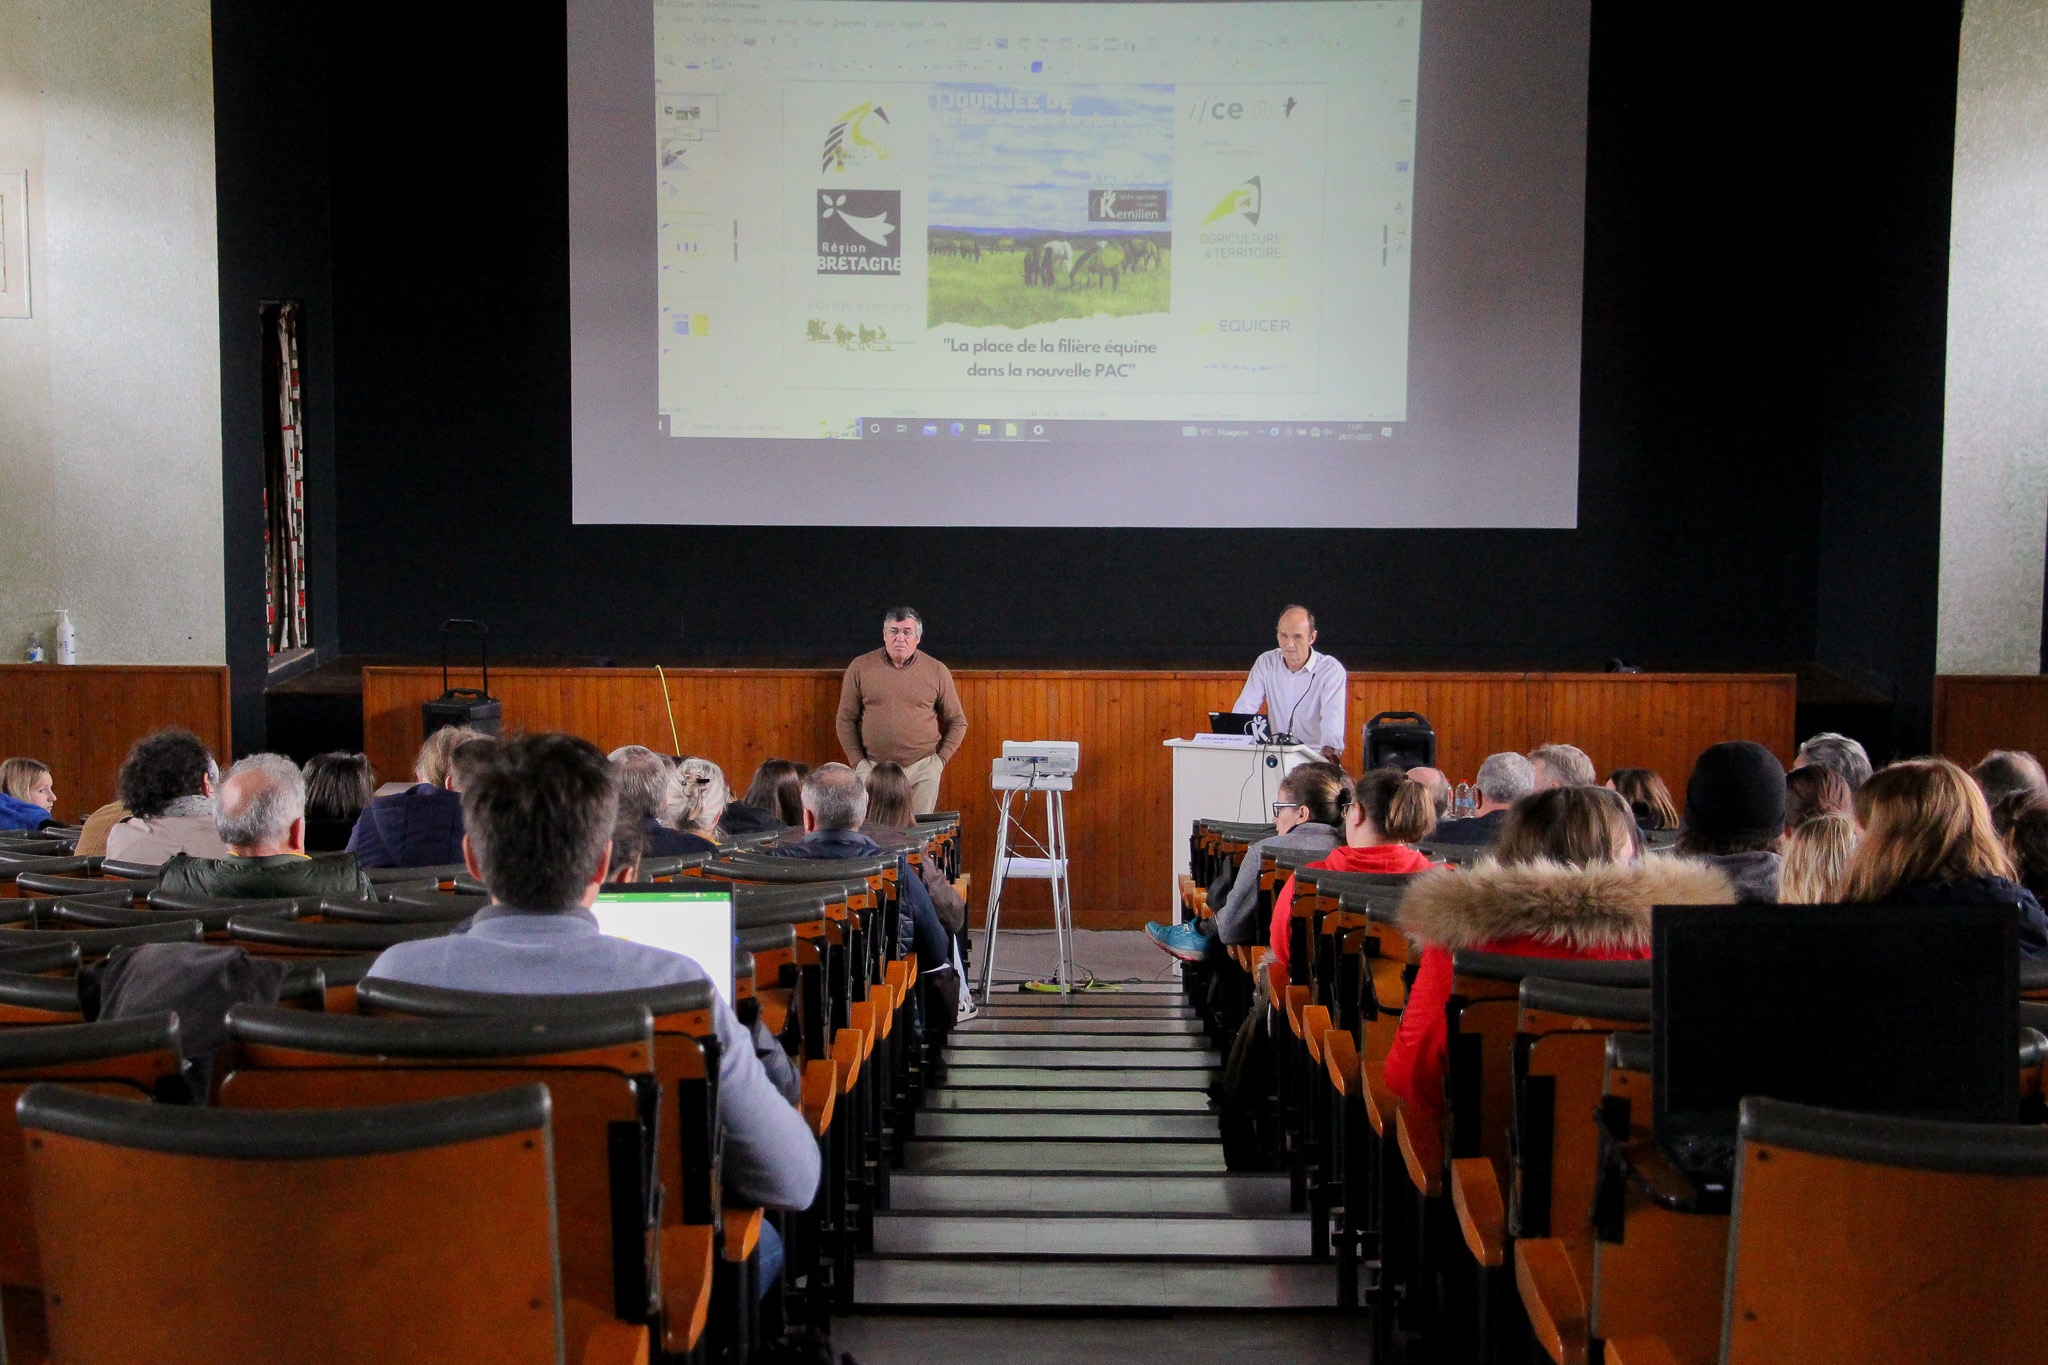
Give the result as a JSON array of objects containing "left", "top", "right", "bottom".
[
  {"left": 1203, "top": 176, "right": 1262, "bottom": 227},
  {"left": 817, "top": 191, "right": 901, "bottom": 274},
  {"left": 822, "top": 102, "right": 892, "bottom": 173}
]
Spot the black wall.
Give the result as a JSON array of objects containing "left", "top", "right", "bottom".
[{"left": 214, "top": 0, "right": 1962, "bottom": 759}]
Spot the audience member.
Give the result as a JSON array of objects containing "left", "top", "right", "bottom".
[
  {"left": 1529, "top": 743, "right": 1596, "bottom": 789},
  {"left": 1784, "top": 763, "right": 1855, "bottom": 833},
  {"left": 1779, "top": 811, "right": 1859, "bottom": 904},
  {"left": 673, "top": 757, "right": 730, "bottom": 847},
  {"left": 1836, "top": 757, "right": 2048, "bottom": 956},
  {"left": 302, "top": 752, "right": 375, "bottom": 853},
  {"left": 346, "top": 729, "right": 492, "bottom": 868},
  {"left": 1147, "top": 762, "right": 1350, "bottom": 966},
  {"left": 1972, "top": 749, "right": 2048, "bottom": 809},
  {"left": 1672, "top": 741, "right": 1786, "bottom": 903},
  {"left": 836, "top": 606, "right": 968, "bottom": 815},
  {"left": 609, "top": 745, "right": 716, "bottom": 858},
  {"left": 2002, "top": 796, "right": 2048, "bottom": 907},
  {"left": 363, "top": 732, "right": 820, "bottom": 1246},
  {"left": 1268, "top": 768, "right": 1437, "bottom": 979},
  {"left": 768, "top": 764, "right": 953, "bottom": 978},
  {"left": 1431, "top": 752, "right": 1533, "bottom": 845},
  {"left": 1795, "top": 730, "right": 1873, "bottom": 792},
  {"left": 1607, "top": 767, "right": 1680, "bottom": 831},
  {"left": 1386, "top": 786, "right": 1732, "bottom": 1118},
  {"left": 861, "top": 760, "right": 968, "bottom": 936},
  {"left": 729, "top": 758, "right": 810, "bottom": 832},
  {"left": 1406, "top": 766, "right": 1452, "bottom": 819},
  {"left": 157, "top": 754, "right": 375, "bottom": 899},
  {"left": 105, "top": 730, "right": 228, "bottom": 864},
  {"left": 602, "top": 803, "right": 650, "bottom": 883},
  {"left": 0, "top": 757, "right": 56, "bottom": 831}
]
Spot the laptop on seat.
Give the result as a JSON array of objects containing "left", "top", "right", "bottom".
[
  {"left": 591, "top": 884, "right": 736, "bottom": 1004},
  {"left": 1651, "top": 902, "right": 2019, "bottom": 1199}
]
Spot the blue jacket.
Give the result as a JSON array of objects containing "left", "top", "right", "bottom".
[
  {"left": 1893, "top": 876, "right": 2048, "bottom": 958},
  {"left": 644, "top": 819, "right": 717, "bottom": 858},
  {"left": 364, "top": 905, "right": 821, "bottom": 1210},
  {"left": 0, "top": 791, "right": 51, "bottom": 832},
  {"left": 768, "top": 829, "right": 950, "bottom": 969},
  {"left": 345, "top": 784, "right": 465, "bottom": 868}
]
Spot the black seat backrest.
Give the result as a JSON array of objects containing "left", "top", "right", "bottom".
[
  {"left": 354, "top": 977, "right": 715, "bottom": 1023},
  {"left": 226, "top": 917, "right": 456, "bottom": 953},
  {"left": 1453, "top": 949, "right": 1651, "bottom": 990}
]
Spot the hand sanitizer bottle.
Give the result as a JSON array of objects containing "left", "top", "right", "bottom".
[{"left": 53, "top": 610, "right": 76, "bottom": 665}]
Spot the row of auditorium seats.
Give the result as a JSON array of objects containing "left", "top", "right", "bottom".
[
  {"left": 0, "top": 812, "right": 963, "bottom": 1364},
  {"left": 1177, "top": 815, "right": 2048, "bottom": 1365}
]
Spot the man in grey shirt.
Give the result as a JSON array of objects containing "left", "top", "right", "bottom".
[{"left": 368, "top": 732, "right": 820, "bottom": 1280}]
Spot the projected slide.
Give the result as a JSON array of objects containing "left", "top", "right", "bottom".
[{"left": 655, "top": 1, "right": 1418, "bottom": 442}]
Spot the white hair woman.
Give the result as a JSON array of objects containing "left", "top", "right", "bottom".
[{"left": 671, "top": 758, "right": 729, "bottom": 849}]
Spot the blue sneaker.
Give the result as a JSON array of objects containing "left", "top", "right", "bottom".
[{"left": 1145, "top": 920, "right": 1210, "bottom": 963}]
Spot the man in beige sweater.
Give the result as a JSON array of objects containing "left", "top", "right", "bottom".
[{"left": 836, "top": 607, "right": 968, "bottom": 814}]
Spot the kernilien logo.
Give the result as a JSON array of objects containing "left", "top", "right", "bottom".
[{"left": 822, "top": 103, "right": 893, "bottom": 173}]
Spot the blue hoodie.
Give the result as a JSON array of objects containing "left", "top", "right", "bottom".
[
  {"left": 0, "top": 791, "right": 52, "bottom": 832},
  {"left": 344, "top": 784, "right": 465, "bottom": 868}
]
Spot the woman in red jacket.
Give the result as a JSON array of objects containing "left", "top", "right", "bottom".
[
  {"left": 1268, "top": 767, "right": 1438, "bottom": 979},
  {"left": 1384, "top": 786, "right": 1735, "bottom": 1118}
]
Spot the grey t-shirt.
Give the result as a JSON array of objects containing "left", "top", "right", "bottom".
[{"left": 1214, "top": 822, "right": 1343, "bottom": 945}]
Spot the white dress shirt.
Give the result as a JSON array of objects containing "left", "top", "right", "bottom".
[{"left": 1233, "top": 648, "right": 1347, "bottom": 754}]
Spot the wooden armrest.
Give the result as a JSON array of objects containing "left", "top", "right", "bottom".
[
  {"left": 1261, "top": 961, "right": 1287, "bottom": 1008},
  {"left": 832, "top": 1028, "right": 865, "bottom": 1092},
  {"left": 1361, "top": 1024, "right": 1398, "bottom": 1138},
  {"left": 582, "top": 1320, "right": 649, "bottom": 1365},
  {"left": 1394, "top": 1102, "right": 1445, "bottom": 1197},
  {"left": 1323, "top": 1028, "right": 1358, "bottom": 1097},
  {"left": 722, "top": 1205, "right": 763, "bottom": 1262},
  {"left": 656, "top": 1223, "right": 715, "bottom": 1354},
  {"left": 846, "top": 1001, "right": 876, "bottom": 1056},
  {"left": 871, "top": 983, "right": 897, "bottom": 1039},
  {"left": 757, "top": 987, "right": 790, "bottom": 1038},
  {"left": 1514, "top": 1237, "right": 1589, "bottom": 1365},
  {"left": 1450, "top": 1157, "right": 1506, "bottom": 1267},
  {"left": 1301, "top": 1005, "right": 1331, "bottom": 1062},
  {"left": 1603, "top": 1338, "right": 1683, "bottom": 1365},
  {"left": 802, "top": 1059, "right": 838, "bottom": 1136},
  {"left": 952, "top": 873, "right": 972, "bottom": 902},
  {"left": 1285, "top": 985, "right": 1310, "bottom": 1038}
]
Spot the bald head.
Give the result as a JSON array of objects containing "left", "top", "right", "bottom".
[
  {"left": 801, "top": 762, "right": 870, "bottom": 832},
  {"left": 215, "top": 753, "right": 307, "bottom": 854},
  {"left": 1277, "top": 605, "right": 1317, "bottom": 671}
]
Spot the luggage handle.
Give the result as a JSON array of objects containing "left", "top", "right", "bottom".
[
  {"left": 438, "top": 618, "right": 490, "bottom": 699},
  {"left": 1366, "top": 711, "right": 1430, "bottom": 728}
]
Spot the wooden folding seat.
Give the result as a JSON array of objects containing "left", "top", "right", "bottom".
[
  {"left": 1607, "top": 1096, "right": 2048, "bottom": 1365},
  {"left": 18, "top": 1080, "right": 647, "bottom": 1364},
  {"left": 219, "top": 1004, "right": 683, "bottom": 1352},
  {"left": 0, "top": 1014, "right": 185, "bottom": 1363},
  {"left": 1512, "top": 979, "right": 1652, "bottom": 1365}
]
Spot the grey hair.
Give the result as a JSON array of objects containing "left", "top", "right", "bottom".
[
  {"left": 1796, "top": 731, "right": 1873, "bottom": 792},
  {"left": 607, "top": 745, "right": 674, "bottom": 824},
  {"left": 215, "top": 753, "right": 306, "bottom": 848},
  {"left": 883, "top": 607, "right": 923, "bottom": 631},
  {"left": 1475, "top": 752, "right": 1536, "bottom": 804},
  {"left": 802, "top": 762, "right": 869, "bottom": 832},
  {"left": 1529, "top": 743, "right": 1597, "bottom": 787},
  {"left": 672, "top": 757, "right": 729, "bottom": 833}
]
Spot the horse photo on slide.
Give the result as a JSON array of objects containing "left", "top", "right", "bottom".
[{"left": 927, "top": 230, "right": 1171, "bottom": 329}]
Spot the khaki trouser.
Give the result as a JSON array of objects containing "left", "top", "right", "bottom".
[{"left": 856, "top": 753, "right": 946, "bottom": 815}]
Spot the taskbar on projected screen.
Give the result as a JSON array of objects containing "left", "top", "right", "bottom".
[{"left": 852, "top": 418, "right": 1403, "bottom": 444}]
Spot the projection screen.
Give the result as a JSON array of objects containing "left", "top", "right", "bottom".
[{"left": 570, "top": 0, "right": 1589, "bottom": 526}]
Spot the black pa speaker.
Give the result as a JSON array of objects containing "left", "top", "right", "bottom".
[
  {"left": 422, "top": 618, "right": 502, "bottom": 738},
  {"left": 1363, "top": 711, "right": 1435, "bottom": 770}
]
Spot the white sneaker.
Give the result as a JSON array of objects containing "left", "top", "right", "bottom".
[{"left": 955, "top": 992, "right": 980, "bottom": 1022}]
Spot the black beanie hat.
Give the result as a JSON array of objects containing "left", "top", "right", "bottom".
[{"left": 1683, "top": 741, "right": 1787, "bottom": 842}]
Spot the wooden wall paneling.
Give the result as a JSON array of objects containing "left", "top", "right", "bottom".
[
  {"left": 1538, "top": 674, "right": 1797, "bottom": 800},
  {"left": 1933, "top": 677, "right": 2048, "bottom": 767},
  {"left": 1350, "top": 674, "right": 1534, "bottom": 783},
  {"left": 0, "top": 665, "right": 232, "bottom": 821}
]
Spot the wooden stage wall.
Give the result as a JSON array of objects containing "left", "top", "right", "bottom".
[
  {"left": 1934, "top": 676, "right": 2048, "bottom": 766},
  {"left": 0, "top": 664, "right": 233, "bottom": 822},
  {"left": 364, "top": 668, "right": 1795, "bottom": 930}
]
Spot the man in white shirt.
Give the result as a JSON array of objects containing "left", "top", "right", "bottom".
[{"left": 1233, "top": 605, "right": 1346, "bottom": 763}]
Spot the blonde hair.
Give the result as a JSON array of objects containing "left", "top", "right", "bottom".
[
  {"left": 1780, "top": 812, "right": 1859, "bottom": 903},
  {"left": 414, "top": 726, "right": 484, "bottom": 787},
  {"left": 672, "top": 757, "right": 728, "bottom": 835},
  {"left": 1836, "top": 758, "right": 2015, "bottom": 903},
  {"left": 0, "top": 757, "right": 50, "bottom": 803},
  {"left": 1497, "top": 785, "right": 1640, "bottom": 867}
]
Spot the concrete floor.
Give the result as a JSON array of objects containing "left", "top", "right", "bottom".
[
  {"left": 833, "top": 1312, "right": 1373, "bottom": 1365},
  {"left": 969, "top": 928, "right": 1179, "bottom": 991}
]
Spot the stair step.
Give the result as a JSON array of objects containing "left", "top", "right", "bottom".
[
  {"left": 945, "top": 1048, "right": 1220, "bottom": 1069},
  {"left": 979, "top": 998, "right": 1196, "bottom": 1014},
  {"left": 872, "top": 1214, "right": 1311, "bottom": 1258},
  {"left": 853, "top": 1257, "right": 1336, "bottom": 1309},
  {"left": 942, "top": 1066, "right": 1213, "bottom": 1090},
  {"left": 974, "top": 991, "right": 1184, "bottom": 1009},
  {"left": 926, "top": 1088, "right": 1212, "bottom": 1113},
  {"left": 944, "top": 1032, "right": 1209, "bottom": 1051},
  {"left": 915, "top": 1112, "right": 1218, "bottom": 1141},
  {"left": 905, "top": 1140, "right": 1228, "bottom": 1175},
  {"left": 956, "top": 1016, "right": 1206, "bottom": 1035},
  {"left": 889, "top": 1173, "right": 1294, "bottom": 1216}
]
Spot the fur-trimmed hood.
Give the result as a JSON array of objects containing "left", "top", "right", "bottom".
[{"left": 1397, "top": 856, "right": 1735, "bottom": 954}]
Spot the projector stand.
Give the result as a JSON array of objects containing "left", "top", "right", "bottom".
[{"left": 977, "top": 772, "right": 1076, "bottom": 1000}]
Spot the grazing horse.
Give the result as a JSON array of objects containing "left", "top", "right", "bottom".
[{"left": 1070, "top": 241, "right": 1123, "bottom": 291}]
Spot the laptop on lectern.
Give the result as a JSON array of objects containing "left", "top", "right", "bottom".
[
  {"left": 591, "top": 885, "right": 735, "bottom": 1003},
  {"left": 1209, "top": 712, "right": 1270, "bottom": 741},
  {"left": 1651, "top": 902, "right": 2019, "bottom": 1196}
]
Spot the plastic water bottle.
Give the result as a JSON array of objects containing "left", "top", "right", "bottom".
[
  {"left": 53, "top": 609, "right": 76, "bottom": 665},
  {"left": 1454, "top": 781, "right": 1473, "bottom": 818}
]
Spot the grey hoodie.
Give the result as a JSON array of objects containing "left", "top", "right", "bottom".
[{"left": 1215, "top": 822, "right": 1343, "bottom": 945}]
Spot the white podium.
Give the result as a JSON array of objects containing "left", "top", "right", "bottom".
[{"left": 1163, "top": 738, "right": 1323, "bottom": 918}]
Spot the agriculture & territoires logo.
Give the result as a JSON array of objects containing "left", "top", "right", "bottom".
[
  {"left": 817, "top": 191, "right": 902, "bottom": 274},
  {"left": 1202, "top": 176, "right": 1262, "bottom": 227}
]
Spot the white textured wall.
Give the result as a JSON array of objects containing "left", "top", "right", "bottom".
[
  {"left": 0, "top": 0, "right": 223, "bottom": 665},
  {"left": 1939, "top": 0, "right": 2048, "bottom": 674}
]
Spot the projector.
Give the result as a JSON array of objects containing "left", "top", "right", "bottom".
[{"left": 994, "top": 740, "right": 1080, "bottom": 780}]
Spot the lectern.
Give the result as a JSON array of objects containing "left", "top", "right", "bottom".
[{"left": 1162, "top": 737, "right": 1323, "bottom": 918}]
